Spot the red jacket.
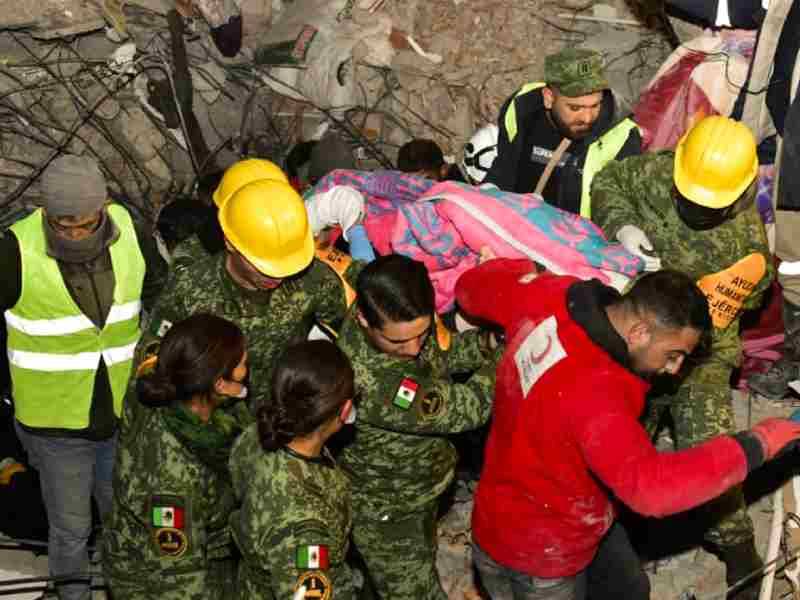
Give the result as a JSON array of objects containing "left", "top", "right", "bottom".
[{"left": 455, "top": 260, "right": 749, "bottom": 578}]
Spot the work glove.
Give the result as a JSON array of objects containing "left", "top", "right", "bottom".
[
  {"left": 616, "top": 225, "right": 662, "bottom": 272},
  {"left": 306, "top": 186, "right": 365, "bottom": 241},
  {"left": 750, "top": 417, "right": 800, "bottom": 460}
]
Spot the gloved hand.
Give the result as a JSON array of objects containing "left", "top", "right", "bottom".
[
  {"left": 616, "top": 225, "right": 662, "bottom": 272},
  {"left": 750, "top": 417, "right": 800, "bottom": 460},
  {"left": 306, "top": 186, "right": 365, "bottom": 241}
]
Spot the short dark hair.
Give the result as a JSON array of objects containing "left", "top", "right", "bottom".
[
  {"left": 356, "top": 254, "right": 435, "bottom": 329},
  {"left": 137, "top": 313, "right": 245, "bottom": 406},
  {"left": 257, "top": 340, "right": 354, "bottom": 452},
  {"left": 615, "top": 270, "right": 711, "bottom": 335},
  {"left": 397, "top": 139, "right": 444, "bottom": 173}
]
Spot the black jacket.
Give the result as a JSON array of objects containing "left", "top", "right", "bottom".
[{"left": 485, "top": 86, "right": 641, "bottom": 215}]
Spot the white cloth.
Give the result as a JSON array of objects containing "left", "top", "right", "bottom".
[
  {"left": 616, "top": 224, "right": 662, "bottom": 272},
  {"left": 305, "top": 186, "right": 365, "bottom": 241}
]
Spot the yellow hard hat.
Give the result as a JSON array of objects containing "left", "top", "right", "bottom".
[
  {"left": 673, "top": 116, "right": 759, "bottom": 209},
  {"left": 212, "top": 159, "right": 289, "bottom": 207},
  {"left": 218, "top": 179, "right": 314, "bottom": 278}
]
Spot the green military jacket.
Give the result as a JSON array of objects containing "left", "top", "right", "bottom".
[
  {"left": 591, "top": 151, "right": 774, "bottom": 375},
  {"left": 143, "top": 251, "right": 362, "bottom": 409},
  {"left": 229, "top": 424, "right": 355, "bottom": 600},
  {"left": 336, "top": 311, "right": 498, "bottom": 516},
  {"left": 103, "top": 394, "right": 240, "bottom": 599}
]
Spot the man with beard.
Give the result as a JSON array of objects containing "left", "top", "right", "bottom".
[
  {"left": 455, "top": 263, "right": 799, "bottom": 600},
  {"left": 483, "top": 48, "right": 640, "bottom": 218},
  {"left": 591, "top": 115, "right": 774, "bottom": 599}
]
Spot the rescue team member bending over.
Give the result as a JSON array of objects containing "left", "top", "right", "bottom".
[
  {"left": 591, "top": 115, "right": 773, "bottom": 597},
  {"left": 103, "top": 314, "right": 247, "bottom": 598},
  {"left": 230, "top": 340, "right": 358, "bottom": 600},
  {"left": 2, "top": 155, "right": 167, "bottom": 600},
  {"left": 455, "top": 263, "right": 800, "bottom": 600},
  {"left": 335, "top": 255, "right": 500, "bottom": 600},
  {"left": 484, "top": 48, "right": 640, "bottom": 218},
  {"left": 143, "top": 177, "right": 363, "bottom": 414}
]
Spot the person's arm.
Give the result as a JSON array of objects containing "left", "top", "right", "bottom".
[
  {"left": 311, "top": 258, "right": 364, "bottom": 328},
  {"left": 136, "top": 267, "right": 190, "bottom": 362},
  {"left": 445, "top": 328, "right": 497, "bottom": 374},
  {"left": 132, "top": 220, "right": 168, "bottom": 312},
  {"left": 590, "top": 155, "right": 651, "bottom": 241},
  {"left": 484, "top": 95, "right": 523, "bottom": 191},
  {"left": 354, "top": 352, "right": 498, "bottom": 435},
  {"left": 455, "top": 258, "right": 546, "bottom": 330},
  {"left": 572, "top": 382, "right": 795, "bottom": 518}
]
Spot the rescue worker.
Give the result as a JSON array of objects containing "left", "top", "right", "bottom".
[
  {"left": 484, "top": 48, "right": 641, "bottom": 218},
  {"left": 1, "top": 154, "right": 167, "bottom": 600},
  {"left": 143, "top": 177, "right": 364, "bottom": 411},
  {"left": 455, "top": 262, "right": 800, "bottom": 600},
  {"left": 335, "top": 254, "right": 500, "bottom": 600},
  {"left": 591, "top": 115, "right": 774, "bottom": 599},
  {"left": 230, "top": 340, "right": 357, "bottom": 600},
  {"left": 103, "top": 313, "right": 247, "bottom": 599}
]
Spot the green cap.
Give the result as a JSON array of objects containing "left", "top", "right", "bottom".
[{"left": 544, "top": 48, "right": 609, "bottom": 97}]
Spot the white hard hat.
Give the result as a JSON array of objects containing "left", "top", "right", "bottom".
[{"left": 462, "top": 124, "right": 499, "bottom": 184}]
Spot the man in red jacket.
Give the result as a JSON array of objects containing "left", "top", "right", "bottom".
[{"left": 455, "top": 260, "right": 800, "bottom": 600}]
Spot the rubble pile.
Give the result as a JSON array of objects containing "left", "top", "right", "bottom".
[{"left": 0, "top": 0, "right": 671, "bottom": 225}]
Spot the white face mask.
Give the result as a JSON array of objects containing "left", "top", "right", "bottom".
[{"left": 344, "top": 404, "right": 357, "bottom": 425}]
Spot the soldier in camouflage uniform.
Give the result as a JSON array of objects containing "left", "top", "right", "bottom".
[
  {"left": 103, "top": 314, "right": 248, "bottom": 599},
  {"left": 144, "top": 178, "right": 362, "bottom": 413},
  {"left": 230, "top": 340, "right": 358, "bottom": 600},
  {"left": 591, "top": 116, "right": 773, "bottom": 599},
  {"left": 335, "top": 255, "right": 499, "bottom": 600}
]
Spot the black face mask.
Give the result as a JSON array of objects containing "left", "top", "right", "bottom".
[{"left": 672, "top": 184, "right": 755, "bottom": 231}]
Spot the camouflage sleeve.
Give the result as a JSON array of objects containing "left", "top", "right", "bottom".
[
  {"left": 312, "top": 258, "right": 363, "bottom": 327},
  {"left": 446, "top": 328, "right": 495, "bottom": 374},
  {"left": 263, "top": 518, "right": 353, "bottom": 600},
  {"left": 357, "top": 354, "right": 498, "bottom": 435},
  {"left": 590, "top": 155, "right": 651, "bottom": 240}
]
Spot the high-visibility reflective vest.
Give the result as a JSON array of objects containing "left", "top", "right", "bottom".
[
  {"left": 6, "top": 205, "right": 145, "bottom": 429},
  {"left": 503, "top": 81, "right": 638, "bottom": 218}
]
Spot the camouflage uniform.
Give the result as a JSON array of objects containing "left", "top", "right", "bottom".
[
  {"left": 229, "top": 424, "right": 355, "bottom": 600},
  {"left": 142, "top": 249, "right": 361, "bottom": 410},
  {"left": 336, "top": 311, "right": 498, "bottom": 600},
  {"left": 591, "top": 151, "right": 774, "bottom": 548},
  {"left": 103, "top": 389, "right": 242, "bottom": 599}
]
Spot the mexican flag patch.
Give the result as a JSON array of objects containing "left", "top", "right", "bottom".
[
  {"left": 296, "top": 544, "right": 329, "bottom": 569},
  {"left": 152, "top": 505, "right": 185, "bottom": 529},
  {"left": 393, "top": 378, "right": 419, "bottom": 409}
]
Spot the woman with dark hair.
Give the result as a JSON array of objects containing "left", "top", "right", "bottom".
[
  {"left": 230, "top": 340, "right": 357, "bottom": 600},
  {"left": 103, "top": 313, "right": 249, "bottom": 599}
]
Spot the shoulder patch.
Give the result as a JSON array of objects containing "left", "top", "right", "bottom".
[
  {"left": 514, "top": 315, "right": 566, "bottom": 396},
  {"left": 295, "top": 571, "right": 331, "bottom": 600},
  {"left": 153, "top": 527, "right": 187, "bottom": 557},
  {"left": 416, "top": 389, "right": 444, "bottom": 419},
  {"left": 392, "top": 378, "right": 419, "bottom": 409}
]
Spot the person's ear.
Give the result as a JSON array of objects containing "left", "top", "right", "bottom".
[
  {"left": 626, "top": 320, "right": 652, "bottom": 349},
  {"left": 542, "top": 87, "right": 555, "bottom": 110},
  {"left": 439, "top": 164, "right": 449, "bottom": 181}
]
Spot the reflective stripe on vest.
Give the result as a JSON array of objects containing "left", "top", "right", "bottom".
[
  {"left": 580, "top": 118, "right": 639, "bottom": 219},
  {"left": 6, "top": 205, "right": 145, "bottom": 429},
  {"left": 504, "top": 82, "right": 546, "bottom": 143}
]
